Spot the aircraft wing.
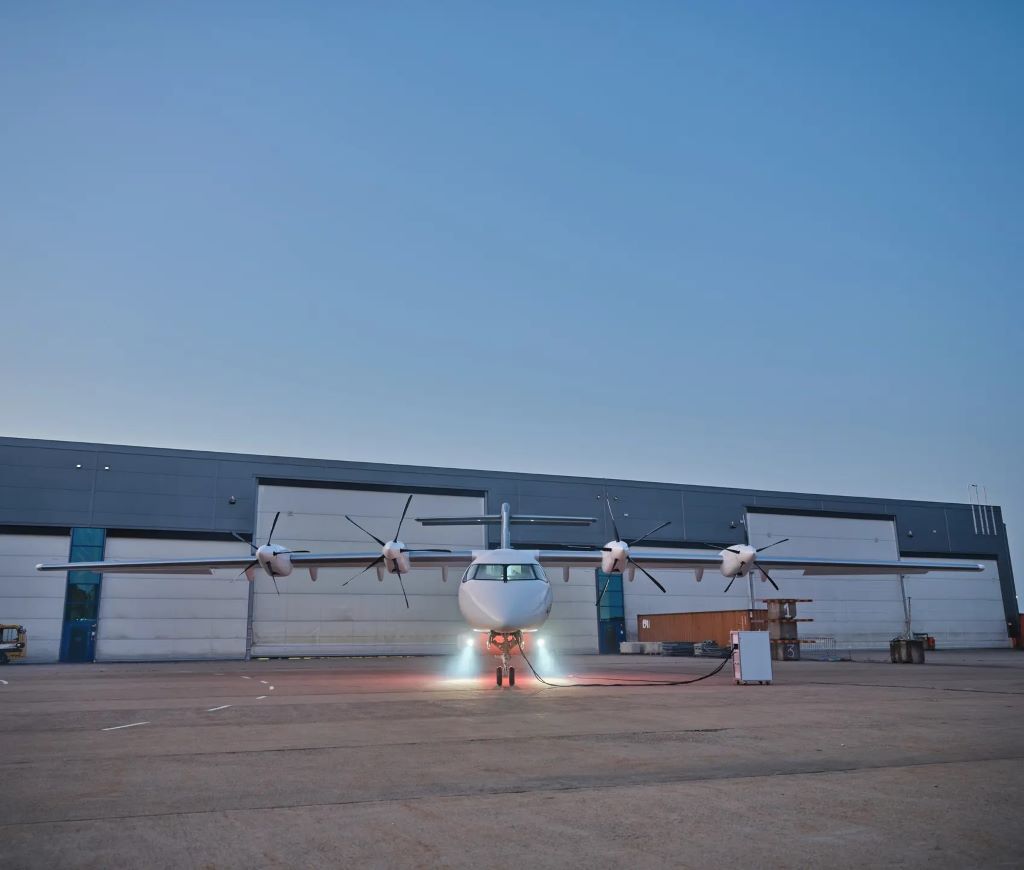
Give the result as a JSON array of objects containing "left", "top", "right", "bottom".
[
  {"left": 536, "top": 551, "right": 985, "bottom": 575},
  {"left": 36, "top": 550, "right": 478, "bottom": 575}
]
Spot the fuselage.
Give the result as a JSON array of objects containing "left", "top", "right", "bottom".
[{"left": 457, "top": 549, "right": 553, "bottom": 632}]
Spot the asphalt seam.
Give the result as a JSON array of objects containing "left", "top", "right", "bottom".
[
  {"left": 2, "top": 754, "right": 1022, "bottom": 830},
  {"left": 0, "top": 727, "right": 733, "bottom": 765}
]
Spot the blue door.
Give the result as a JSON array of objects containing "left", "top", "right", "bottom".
[
  {"left": 61, "top": 619, "right": 97, "bottom": 663},
  {"left": 595, "top": 571, "right": 627, "bottom": 653}
]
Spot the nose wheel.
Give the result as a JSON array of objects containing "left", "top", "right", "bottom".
[{"left": 489, "top": 631, "right": 521, "bottom": 688}]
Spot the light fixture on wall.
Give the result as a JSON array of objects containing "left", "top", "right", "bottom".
[{"left": 228, "top": 496, "right": 237, "bottom": 505}]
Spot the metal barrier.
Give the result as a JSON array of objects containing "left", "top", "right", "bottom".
[{"left": 801, "top": 636, "right": 840, "bottom": 661}]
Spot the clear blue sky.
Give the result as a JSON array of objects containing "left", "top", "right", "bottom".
[{"left": 2, "top": 3, "right": 1021, "bottom": 587}]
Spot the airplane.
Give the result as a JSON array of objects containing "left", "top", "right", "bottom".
[{"left": 37, "top": 495, "right": 984, "bottom": 687}]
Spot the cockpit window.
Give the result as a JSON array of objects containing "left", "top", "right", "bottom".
[
  {"left": 469, "top": 564, "right": 541, "bottom": 581},
  {"left": 472, "top": 564, "right": 508, "bottom": 580}
]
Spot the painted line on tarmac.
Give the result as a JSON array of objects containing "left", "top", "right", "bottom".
[
  {"left": 0, "top": 679, "right": 8, "bottom": 685},
  {"left": 241, "top": 676, "right": 252, "bottom": 680},
  {"left": 260, "top": 680, "right": 269, "bottom": 685},
  {"left": 207, "top": 705, "right": 232, "bottom": 712},
  {"left": 102, "top": 721, "right": 149, "bottom": 731},
  {"left": 256, "top": 695, "right": 267, "bottom": 700}
]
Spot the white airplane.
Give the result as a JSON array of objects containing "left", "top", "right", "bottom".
[{"left": 37, "top": 495, "right": 983, "bottom": 686}]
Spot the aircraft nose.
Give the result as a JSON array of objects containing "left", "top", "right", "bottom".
[{"left": 460, "top": 581, "right": 551, "bottom": 631}]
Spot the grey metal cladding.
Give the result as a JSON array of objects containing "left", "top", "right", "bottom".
[
  {"left": 96, "top": 470, "right": 219, "bottom": 498},
  {"left": 0, "top": 485, "right": 94, "bottom": 513},
  {"left": 91, "top": 490, "right": 217, "bottom": 520},
  {"left": 750, "top": 495, "right": 825, "bottom": 511},
  {"left": 95, "top": 451, "right": 220, "bottom": 478},
  {"left": 681, "top": 491, "right": 749, "bottom": 542},
  {"left": 0, "top": 444, "right": 99, "bottom": 470},
  {"left": 819, "top": 499, "right": 887, "bottom": 514},
  {"left": 0, "top": 437, "right": 1009, "bottom": 559},
  {"left": 0, "top": 464, "right": 96, "bottom": 491}
]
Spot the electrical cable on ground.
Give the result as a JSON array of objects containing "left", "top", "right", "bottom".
[{"left": 516, "top": 641, "right": 734, "bottom": 688}]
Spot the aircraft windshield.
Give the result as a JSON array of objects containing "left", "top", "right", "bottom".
[{"left": 470, "top": 564, "right": 540, "bottom": 581}]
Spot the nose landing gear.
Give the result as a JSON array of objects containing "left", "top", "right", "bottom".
[{"left": 489, "top": 630, "right": 522, "bottom": 688}]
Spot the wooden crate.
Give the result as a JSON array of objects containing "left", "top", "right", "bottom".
[{"left": 637, "top": 609, "right": 764, "bottom": 648}]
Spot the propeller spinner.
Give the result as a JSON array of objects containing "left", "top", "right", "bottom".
[
  {"left": 705, "top": 538, "right": 790, "bottom": 593},
  {"left": 231, "top": 511, "right": 311, "bottom": 595},
  {"left": 593, "top": 498, "right": 671, "bottom": 605}
]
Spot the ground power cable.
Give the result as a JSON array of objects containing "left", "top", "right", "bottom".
[{"left": 516, "top": 642, "right": 734, "bottom": 688}]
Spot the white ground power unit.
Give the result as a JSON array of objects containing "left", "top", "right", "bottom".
[{"left": 731, "top": 630, "right": 773, "bottom": 685}]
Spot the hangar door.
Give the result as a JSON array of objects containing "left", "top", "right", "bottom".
[
  {"left": 97, "top": 537, "right": 249, "bottom": 661},
  {"left": 746, "top": 512, "right": 1008, "bottom": 649},
  {"left": 250, "top": 486, "right": 486, "bottom": 656},
  {"left": 0, "top": 532, "right": 70, "bottom": 662}
]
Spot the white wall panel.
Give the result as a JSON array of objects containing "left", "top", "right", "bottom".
[
  {"left": 546, "top": 567, "right": 599, "bottom": 654},
  {"left": 898, "top": 558, "right": 1004, "bottom": 648},
  {"left": 0, "top": 533, "right": 69, "bottom": 662},
  {"left": 97, "top": 537, "right": 248, "bottom": 661}
]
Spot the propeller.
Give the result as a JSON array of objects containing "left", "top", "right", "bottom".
[
  {"left": 596, "top": 499, "right": 671, "bottom": 605},
  {"left": 231, "top": 512, "right": 310, "bottom": 595},
  {"left": 343, "top": 495, "right": 451, "bottom": 608},
  {"left": 705, "top": 538, "right": 790, "bottom": 593}
]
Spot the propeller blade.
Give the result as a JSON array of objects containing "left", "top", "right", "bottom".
[
  {"left": 342, "top": 555, "right": 385, "bottom": 587},
  {"left": 702, "top": 542, "right": 743, "bottom": 554},
  {"left": 234, "top": 559, "right": 258, "bottom": 581},
  {"left": 628, "top": 520, "right": 671, "bottom": 547},
  {"left": 723, "top": 575, "right": 737, "bottom": 594},
  {"left": 345, "top": 515, "right": 386, "bottom": 547},
  {"left": 755, "top": 537, "right": 790, "bottom": 553},
  {"left": 286, "top": 549, "right": 311, "bottom": 554},
  {"left": 267, "top": 511, "right": 281, "bottom": 546},
  {"left": 629, "top": 558, "right": 666, "bottom": 593},
  {"left": 596, "top": 571, "right": 615, "bottom": 607},
  {"left": 605, "top": 497, "right": 621, "bottom": 542},
  {"left": 268, "top": 569, "right": 281, "bottom": 596},
  {"left": 232, "top": 532, "right": 256, "bottom": 554},
  {"left": 754, "top": 561, "right": 780, "bottom": 591},
  {"left": 395, "top": 571, "right": 410, "bottom": 609},
  {"left": 402, "top": 548, "right": 452, "bottom": 553},
  {"left": 395, "top": 494, "right": 413, "bottom": 542}
]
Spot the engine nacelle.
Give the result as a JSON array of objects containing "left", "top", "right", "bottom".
[
  {"left": 256, "top": 545, "right": 294, "bottom": 578},
  {"left": 383, "top": 541, "right": 411, "bottom": 575},
  {"left": 719, "top": 544, "right": 756, "bottom": 578},
  {"left": 601, "top": 541, "right": 629, "bottom": 575}
]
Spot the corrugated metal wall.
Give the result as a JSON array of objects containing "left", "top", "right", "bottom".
[
  {"left": 745, "top": 513, "right": 1007, "bottom": 649},
  {"left": 97, "top": 537, "right": 248, "bottom": 661},
  {"left": 0, "top": 533, "right": 69, "bottom": 662}
]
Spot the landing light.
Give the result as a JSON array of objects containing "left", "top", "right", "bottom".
[
  {"left": 537, "top": 637, "right": 546, "bottom": 648},
  {"left": 464, "top": 638, "right": 474, "bottom": 648}
]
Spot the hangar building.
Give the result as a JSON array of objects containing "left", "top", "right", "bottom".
[{"left": 0, "top": 436, "right": 1017, "bottom": 663}]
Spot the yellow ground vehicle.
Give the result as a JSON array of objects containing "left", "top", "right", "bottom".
[{"left": 0, "top": 624, "right": 27, "bottom": 664}]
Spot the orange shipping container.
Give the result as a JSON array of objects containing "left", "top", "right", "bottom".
[{"left": 637, "top": 609, "right": 765, "bottom": 648}]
